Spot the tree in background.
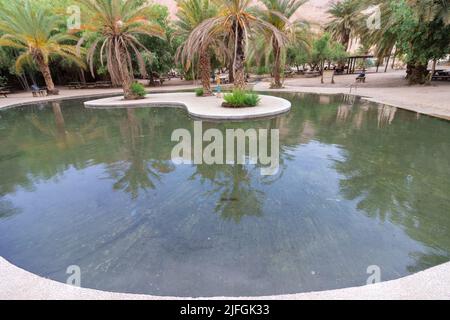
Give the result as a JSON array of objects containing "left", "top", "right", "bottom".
[
  {"left": 184, "top": 0, "right": 287, "bottom": 89},
  {"left": 326, "top": 0, "right": 362, "bottom": 51},
  {"left": 358, "top": 0, "right": 450, "bottom": 84},
  {"left": 257, "top": 0, "right": 309, "bottom": 88},
  {"left": 0, "top": 0, "right": 85, "bottom": 94},
  {"left": 176, "top": 0, "right": 218, "bottom": 95},
  {"left": 76, "top": 0, "right": 164, "bottom": 99},
  {"left": 311, "top": 33, "right": 348, "bottom": 83}
]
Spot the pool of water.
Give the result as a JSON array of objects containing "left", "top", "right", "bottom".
[{"left": 0, "top": 92, "right": 449, "bottom": 297}]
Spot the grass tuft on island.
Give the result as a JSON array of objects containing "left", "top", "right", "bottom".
[
  {"left": 128, "top": 82, "right": 147, "bottom": 100},
  {"left": 222, "top": 90, "right": 261, "bottom": 108}
]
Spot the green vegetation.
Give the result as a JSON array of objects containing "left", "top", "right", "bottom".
[
  {"left": 75, "top": 0, "right": 164, "bottom": 99},
  {"left": 256, "top": 0, "right": 309, "bottom": 88},
  {"left": 195, "top": 88, "right": 205, "bottom": 97},
  {"left": 326, "top": 0, "right": 450, "bottom": 84},
  {"left": 0, "top": 0, "right": 85, "bottom": 94},
  {"left": 130, "top": 82, "right": 147, "bottom": 98},
  {"left": 0, "top": 0, "right": 448, "bottom": 90},
  {"left": 176, "top": 0, "right": 218, "bottom": 95},
  {"left": 223, "top": 90, "right": 261, "bottom": 108}
]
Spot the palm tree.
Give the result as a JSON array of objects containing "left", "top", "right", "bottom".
[
  {"left": 76, "top": 0, "right": 164, "bottom": 100},
  {"left": 184, "top": 0, "right": 286, "bottom": 89},
  {"left": 258, "top": 0, "right": 309, "bottom": 88},
  {"left": 176, "top": 0, "right": 218, "bottom": 95},
  {"left": 0, "top": 0, "right": 85, "bottom": 95},
  {"left": 325, "top": 0, "right": 361, "bottom": 52}
]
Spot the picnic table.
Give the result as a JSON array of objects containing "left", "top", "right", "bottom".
[
  {"left": 432, "top": 69, "right": 450, "bottom": 81},
  {"left": 218, "top": 74, "right": 229, "bottom": 84}
]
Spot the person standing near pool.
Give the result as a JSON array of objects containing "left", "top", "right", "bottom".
[{"left": 215, "top": 72, "right": 222, "bottom": 98}]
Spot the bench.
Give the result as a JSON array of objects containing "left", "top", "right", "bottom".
[
  {"left": 0, "top": 87, "right": 10, "bottom": 98},
  {"left": 356, "top": 76, "right": 366, "bottom": 83},
  {"left": 432, "top": 75, "right": 450, "bottom": 81},
  {"left": 95, "top": 81, "right": 113, "bottom": 88},
  {"left": 67, "top": 82, "right": 83, "bottom": 89}
]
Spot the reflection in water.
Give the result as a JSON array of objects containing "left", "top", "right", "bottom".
[
  {"left": 0, "top": 93, "right": 449, "bottom": 297},
  {"left": 107, "top": 108, "right": 175, "bottom": 199},
  {"left": 192, "top": 164, "right": 265, "bottom": 222},
  {"left": 377, "top": 104, "right": 397, "bottom": 128}
]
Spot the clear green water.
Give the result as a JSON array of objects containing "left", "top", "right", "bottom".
[{"left": 0, "top": 93, "right": 449, "bottom": 297}]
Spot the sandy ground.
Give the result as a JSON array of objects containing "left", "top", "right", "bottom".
[
  {"left": 255, "top": 69, "right": 450, "bottom": 120},
  {"left": 2, "top": 70, "right": 450, "bottom": 120}
]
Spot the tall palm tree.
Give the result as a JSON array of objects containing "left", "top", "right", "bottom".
[
  {"left": 0, "top": 0, "right": 85, "bottom": 95},
  {"left": 185, "top": 0, "right": 286, "bottom": 89},
  {"left": 258, "top": 0, "right": 309, "bottom": 88},
  {"left": 325, "top": 0, "right": 361, "bottom": 52},
  {"left": 176, "top": 0, "right": 218, "bottom": 95},
  {"left": 76, "top": 0, "right": 164, "bottom": 100}
]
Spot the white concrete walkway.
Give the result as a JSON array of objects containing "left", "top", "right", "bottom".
[
  {"left": 1, "top": 257, "right": 449, "bottom": 300},
  {"left": 84, "top": 92, "right": 291, "bottom": 120}
]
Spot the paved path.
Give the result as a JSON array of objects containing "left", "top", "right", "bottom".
[
  {"left": 84, "top": 92, "right": 291, "bottom": 120},
  {"left": 0, "top": 85, "right": 200, "bottom": 110},
  {"left": 254, "top": 70, "right": 450, "bottom": 120},
  {"left": 1, "top": 257, "right": 449, "bottom": 300}
]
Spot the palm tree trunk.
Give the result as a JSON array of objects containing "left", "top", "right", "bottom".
[
  {"left": 426, "top": 59, "right": 437, "bottom": 84},
  {"left": 272, "top": 39, "right": 282, "bottom": 89},
  {"left": 228, "top": 59, "right": 234, "bottom": 83},
  {"left": 119, "top": 48, "right": 134, "bottom": 100},
  {"left": 343, "top": 31, "right": 351, "bottom": 52},
  {"left": 35, "top": 53, "right": 58, "bottom": 95},
  {"left": 199, "top": 49, "right": 212, "bottom": 95},
  {"left": 52, "top": 102, "right": 66, "bottom": 141},
  {"left": 321, "top": 60, "right": 325, "bottom": 84},
  {"left": 233, "top": 23, "right": 246, "bottom": 90}
]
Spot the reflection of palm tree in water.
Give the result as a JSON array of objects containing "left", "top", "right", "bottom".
[
  {"left": 333, "top": 112, "right": 450, "bottom": 271},
  {"left": 336, "top": 104, "right": 352, "bottom": 122},
  {"left": 0, "top": 198, "right": 21, "bottom": 219},
  {"left": 377, "top": 105, "right": 397, "bottom": 128},
  {"left": 30, "top": 102, "right": 102, "bottom": 149},
  {"left": 109, "top": 108, "right": 174, "bottom": 199},
  {"left": 192, "top": 164, "right": 265, "bottom": 223}
]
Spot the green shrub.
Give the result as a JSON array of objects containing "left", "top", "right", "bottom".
[
  {"left": 255, "top": 66, "right": 270, "bottom": 75},
  {"left": 195, "top": 88, "right": 204, "bottom": 96},
  {"left": 130, "top": 82, "right": 146, "bottom": 98},
  {"left": 0, "top": 75, "right": 7, "bottom": 87},
  {"left": 223, "top": 90, "right": 261, "bottom": 107}
]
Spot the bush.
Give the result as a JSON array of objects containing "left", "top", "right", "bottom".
[
  {"left": 255, "top": 66, "right": 270, "bottom": 75},
  {"left": 130, "top": 82, "right": 146, "bottom": 98},
  {"left": 223, "top": 90, "right": 261, "bottom": 108},
  {"left": 195, "top": 88, "right": 204, "bottom": 96},
  {"left": 0, "top": 75, "right": 7, "bottom": 87}
]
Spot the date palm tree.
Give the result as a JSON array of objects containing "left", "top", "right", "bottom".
[
  {"left": 258, "top": 0, "right": 309, "bottom": 88},
  {"left": 0, "top": 0, "right": 85, "bottom": 95},
  {"left": 176, "top": 0, "right": 218, "bottom": 95},
  {"left": 325, "top": 0, "right": 362, "bottom": 51},
  {"left": 76, "top": 0, "right": 164, "bottom": 100},
  {"left": 185, "top": 0, "right": 287, "bottom": 89}
]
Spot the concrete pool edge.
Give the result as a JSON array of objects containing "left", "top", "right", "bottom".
[
  {"left": 1, "top": 257, "right": 450, "bottom": 300},
  {"left": 83, "top": 93, "right": 292, "bottom": 120}
]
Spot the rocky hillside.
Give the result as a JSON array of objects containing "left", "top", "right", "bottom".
[{"left": 155, "top": 0, "right": 335, "bottom": 26}]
